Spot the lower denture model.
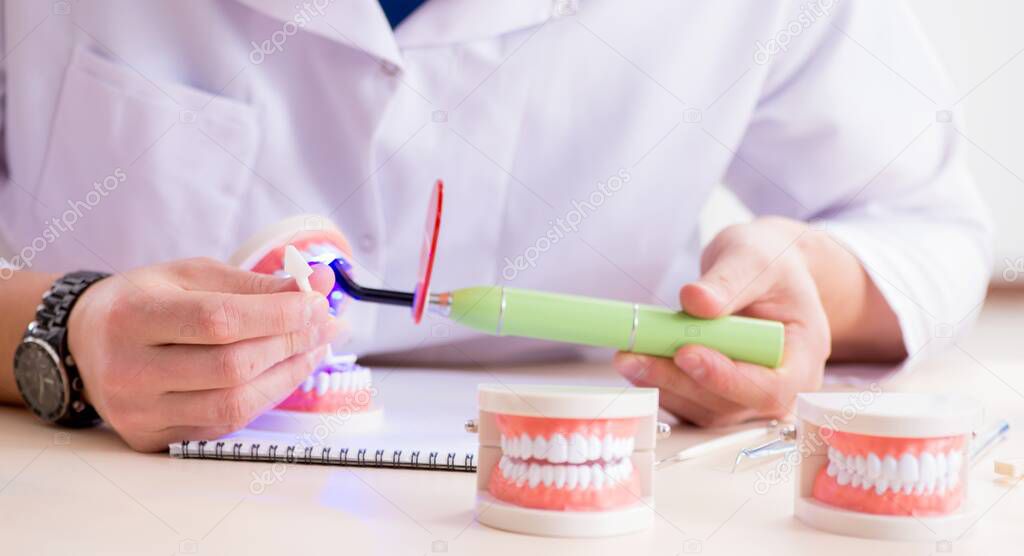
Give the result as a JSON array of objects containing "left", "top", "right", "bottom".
[
  {"left": 275, "top": 353, "right": 374, "bottom": 413},
  {"left": 474, "top": 384, "right": 659, "bottom": 537},
  {"left": 794, "top": 392, "right": 983, "bottom": 541},
  {"left": 229, "top": 215, "right": 375, "bottom": 417}
]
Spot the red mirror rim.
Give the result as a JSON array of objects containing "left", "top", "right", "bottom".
[{"left": 412, "top": 179, "right": 443, "bottom": 324}]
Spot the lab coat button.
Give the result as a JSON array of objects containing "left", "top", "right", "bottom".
[
  {"left": 380, "top": 61, "right": 400, "bottom": 76},
  {"left": 553, "top": 0, "right": 578, "bottom": 17}
]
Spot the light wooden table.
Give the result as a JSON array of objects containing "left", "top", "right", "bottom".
[{"left": 2, "top": 295, "right": 1023, "bottom": 555}]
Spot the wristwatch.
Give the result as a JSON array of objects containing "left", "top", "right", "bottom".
[{"left": 13, "top": 271, "right": 109, "bottom": 427}]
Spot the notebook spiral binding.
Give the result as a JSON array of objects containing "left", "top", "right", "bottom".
[{"left": 172, "top": 440, "right": 476, "bottom": 472}]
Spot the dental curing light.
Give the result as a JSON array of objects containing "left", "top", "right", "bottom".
[{"left": 319, "top": 180, "right": 785, "bottom": 368}]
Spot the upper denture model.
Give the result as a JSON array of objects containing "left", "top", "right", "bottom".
[
  {"left": 794, "top": 392, "right": 983, "bottom": 541},
  {"left": 473, "top": 384, "right": 660, "bottom": 537}
]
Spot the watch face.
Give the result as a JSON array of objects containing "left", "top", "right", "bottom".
[{"left": 14, "top": 338, "right": 69, "bottom": 422}]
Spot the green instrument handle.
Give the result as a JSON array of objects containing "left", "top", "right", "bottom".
[{"left": 447, "top": 286, "right": 784, "bottom": 368}]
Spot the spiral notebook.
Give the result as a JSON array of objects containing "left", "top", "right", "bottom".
[
  {"left": 168, "top": 366, "right": 482, "bottom": 473},
  {"left": 169, "top": 437, "right": 477, "bottom": 472}
]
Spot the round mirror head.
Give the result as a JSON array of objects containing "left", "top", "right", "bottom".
[{"left": 412, "top": 180, "right": 443, "bottom": 324}]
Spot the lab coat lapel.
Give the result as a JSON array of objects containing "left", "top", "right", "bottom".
[
  {"left": 233, "top": 0, "right": 403, "bottom": 67},
  {"left": 396, "top": 0, "right": 555, "bottom": 48}
]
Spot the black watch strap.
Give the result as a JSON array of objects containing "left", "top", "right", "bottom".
[
  {"left": 28, "top": 271, "right": 109, "bottom": 428},
  {"left": 36, "top": 271, "right": 110, "bottom": 331}
]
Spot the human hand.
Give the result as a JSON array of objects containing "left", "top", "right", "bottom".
[
  {"left": 67, "top": 257, "right": 345, "bottom": 451},
  {"left": 613, "top": 217, "right": 831, "bottom": 427}
]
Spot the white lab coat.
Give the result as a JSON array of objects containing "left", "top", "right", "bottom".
[{"left": 0, "top": 0, "right": 992, "bottom": 364}]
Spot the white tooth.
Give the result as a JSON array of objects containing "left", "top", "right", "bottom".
[
  {"left": 532, "top": 436, "right": 548, "bottom": 460},
  {"left": 866, "top": 453, "right": 881, "bottom": 479},
  {"left": 301, "top": 375, "right": 314, "bottom": 392},
  {"left": 542, "top": 464, "right": 554, "bottom": 487},
  {"left": 914, "top": 481, "right": 926, "bottom": 495},
  {"left": 854, "top": 455, "right": 866, "bottom": 477},
  {"left": 500, "top": 435, "right": 508, "bottom": 454},
  {"left": 899, "top": 454, "right": 919, "bottom": 483},
  {"left": 622, "top": 458, "right": 633, "bottom": 478},
  {"left": 890, "top": 480, "right": 902, "bottom": 493},
  {"left": 606, "top": 462, "right": 619, "bottom": 483},
  {"left": 341, "top": 372, "right": 352, "bottom": 391},
  {"left": 602, "top": 434, "right": 615, "bottom": 462},
  {"left": 568, "top": 434, "right": 588, "bottom": 464},
  {"left": 587, "top": 435, "right": 601, "bottom": 461},
  {"left": 519, "top": 434, "right": 531, "bottom": 460},
  {"left": 901, "top": 482, "right": 914, "bottom": 495},
  {"left": 578, "top": 465, "right": 592, "bottom": 489},
  {"left": 851, "top": 475, "right": 862, "bottom": 488},
  {"left": 837, "top": 471, "right": 850, "bottom": 486},
  {"left": 925, "top": 476, "right": 937, "bottom": 495},
  {"left": 626, "top": 436, "right": 635, "bottom": 455},
  {"left": 948, "top": 450, "right": 963, "bottom": 474},
  {"left": 826, "top": 462, "right": 838, "bottom": 477},
  {"left": 828, "top": 447, "right": 838, "bottom": 462},
  {"left": 919, "top": 453, "right": 937, "bottom": 487},
  {"left": 528, "top": 463, "right": 541, "bottom": 488},
  {"left": 566, "top": 465, "right": 579, "bottom": 490},
  {"left": 316, "top": 372, "right": 330, "bottom": 396},
  {"left": 935, "top": 452, "right": 948, "bottom": 478},
  {"left": 882, "top": 455, "right": 899, "bottom": 482},
  {"left": 330, "top": 372, "right": 342, "bottom": 391},
  {"left": 861, "top": 476, "right": 873, "bottom": 490},
  {"left": 499, "top": 456, "right": 509, "bottom": 476},
  {"left": 936, "top": 476, "right": 947, "bottom": 495},
  {"left": 947, "top": 471, "right": 959, "bottom": 489},
  {"left": 616, "top": 438, "right": 628, "bottom": 458},
  {"left": 509, "top": 436, "right": 520, "bottom": 458},
  {"left": 554, "top": 465, "right": 567, "bottom": 489},
  {"left": 548, "top": 434, "right": 568, "bottom": 463},
  {"left": 591, "top": 463, "right": 604, "bottom": 490},
  {"left": 833, "top": 449, "right": 845, "bottom": 468},
  {"left": 874, "top": 478, "right": 888, "bottom": 495},
  {"left": 515, "top": 463, "right": 527, "bottom": 487}
]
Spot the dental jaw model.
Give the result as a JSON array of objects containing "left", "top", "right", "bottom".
[
  {"left": 794, "top": 393, "right": 982, "bottom": 541},
  {"left": 474, "top": 384, "right": 659, "bottom": 537},
  {"left": 275, "top": 352, "right": 373, "bottom": 413},
  {"left": 229, "top": 216, "right": 376, "bottom": 418}
]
